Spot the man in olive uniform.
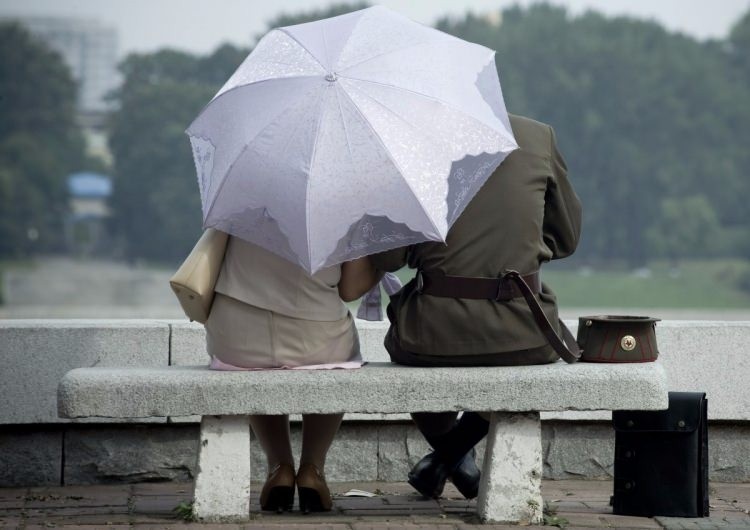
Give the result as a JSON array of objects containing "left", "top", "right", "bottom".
[{"left": 370, "top": 114, "right": 582, "bottom": 499}]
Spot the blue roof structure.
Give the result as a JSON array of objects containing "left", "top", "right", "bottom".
[{"left": 67, "top": 172, "right": 113, "bottom": 198}]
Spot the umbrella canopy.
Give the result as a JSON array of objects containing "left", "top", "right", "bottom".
[{"left": 187, "top": 5, "right": 517, "bottom": 273}]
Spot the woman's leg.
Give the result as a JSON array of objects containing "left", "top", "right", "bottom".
[
  {"left": 250, "top": 414, "right": 296, "bottom": 511},
  {"left": 297, "top": 413, "right": 343, "bottom": 512},
  {"left": 300, "top": 413, "right": 344, "bottom": 468},
  {"left": 249, "top": 414, "right": 294, "bottom": 469}
]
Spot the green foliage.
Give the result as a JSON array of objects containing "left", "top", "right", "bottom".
[
  {"left": 438, "top": 5, "right": 750, "bottom": 266},
  {"left": 172, "top": 500, "right": 196, "bottom": 521},
  {"left": 647, "top": 195, "right": 722, "bottom": 261},
  {"left": 108, "top": 47, "right": 247, "bottom": 262},
  {"left": 543, "top": 499, "right": 568, "bottom": 527},
  {"left": 0, "top": 23, "right": 86, "bottom": 259},
  {"left": 107, "top": 3, "right": 750, "bottom": 267},
  {"left": 543, "top": 514, "right": 569, "bottom": 528},
  {"left": 735, "top": 268, "right": 750, "bottom": 295},
  {"left": 729, "top": 10, "right": 750, "bottom": 76},
  {"left": 262, "top": 2, "right": 369, "bottom": 33}
]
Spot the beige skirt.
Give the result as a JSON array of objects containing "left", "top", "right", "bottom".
[{"left": 205, "top": 293, "right": 361, "bottom": 369}]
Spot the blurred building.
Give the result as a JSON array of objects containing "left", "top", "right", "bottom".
[
  {"left": 1, "top": 15, "right": 120, "bottom": 164},
  {"left": 6, "top": 15, "right": 120, "bottom": 112},
  {"left": 65, "top": 172, "right": 113, "bottom": 256}
]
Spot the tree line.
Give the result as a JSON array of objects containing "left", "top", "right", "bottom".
[
  {"left": 0, "top": 23, "right": 88, "bottom": 257},
  {"left": 436, "top": 5, "right": 750, "bottom": 266},
  {"left": 1, "top": 3, "right": 749, "bottom": 268}
]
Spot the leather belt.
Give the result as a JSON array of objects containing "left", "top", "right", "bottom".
[
  {"left": 414, "top": 269, "right": 581, "bottom": 364},
  {"left": 416, "top": 270, "right": 540, "bottom": 301}
]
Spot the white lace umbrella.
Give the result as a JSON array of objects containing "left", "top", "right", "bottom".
[{"left": 187, "top": 6, "right": 517, "bottom": 274}]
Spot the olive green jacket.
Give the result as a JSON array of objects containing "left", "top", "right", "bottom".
[{"left": 370, "top": 114, "right": 582, "bottom": 362}]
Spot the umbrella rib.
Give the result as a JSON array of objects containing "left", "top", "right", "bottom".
[
  {"left": 302, "top": 88, "right": 335, "bottom": 270},
  {"left": 202, "top": 83, "right": 324, "bottom": 224},
  {"left": 321, "top": 25, "right": 332, "bottom": 71},
  {"left": 333, "top": 85, "right": 355, "bottom": 166},
  {"left": 188, "top": 76, "right": 321, "bottom": 134},
  {"left": 337, "top": 87, "right": 443, "bottom": 240},
  {"left": 279, "top": 29, "right": 328, "bottom": 72}
]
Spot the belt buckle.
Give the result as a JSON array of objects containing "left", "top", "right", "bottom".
[
  {"left": 494, "top": 279, "right": 511, "bottom": 301},
  {"left": 416, "top": 270, "right": 424, "bottom": 294},
  {"left": 495, "top": 270, "right": 517, "bottom": 301}
]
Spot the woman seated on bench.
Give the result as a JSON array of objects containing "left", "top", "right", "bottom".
[{"left": 205, "top": 237, "right": 380, "bottom": 513}]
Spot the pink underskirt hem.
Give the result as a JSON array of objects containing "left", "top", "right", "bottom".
[{"left": 209, "top": 356, "right": 363, "bottom": 371}]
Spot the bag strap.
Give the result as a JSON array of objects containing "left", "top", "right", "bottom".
[{"left": 502, "top": 270, "right": 581, "bottom": 364}]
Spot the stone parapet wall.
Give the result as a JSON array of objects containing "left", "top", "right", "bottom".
[
  {"left": 1, "top": 319, "right": 749, "bottom": 424},
  {"left": 1, "top": 319, "right": 749, "bottom": 486},
  {"left": 1, "top": 421, "right": 747, "bottom": 487}
]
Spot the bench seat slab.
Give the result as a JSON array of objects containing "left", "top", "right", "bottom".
[
  {"left": 58, "top": 362, "right": 669, "bottom": 418},
  {"left": 193, "top": 415, "right": 251, "bottom": 522},
  {"left": 477, "top": 412, "right": 543, "bottom": 524}
]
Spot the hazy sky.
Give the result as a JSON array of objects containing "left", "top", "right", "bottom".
[{"left": 1, "top": 0, "right": 748, "bottom": 58}]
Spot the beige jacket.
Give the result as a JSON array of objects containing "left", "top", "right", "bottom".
[{"left": 215, "top": 237, "right": 347, "bottom": 322}]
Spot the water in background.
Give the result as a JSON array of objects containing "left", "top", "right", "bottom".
[
  {"left": 1, "top": 258, "right": 183, "bottom": 319},
  {"left": 2, "top": 258, "right": 749, "bottom": 321}
]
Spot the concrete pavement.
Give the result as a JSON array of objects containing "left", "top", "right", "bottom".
[{"left": 1, "top": 480, "right": 748, "bottom": 528}]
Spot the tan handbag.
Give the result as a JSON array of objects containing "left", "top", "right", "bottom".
[{"left": 169, "top": 228, "right": 229, "bottom": 323}]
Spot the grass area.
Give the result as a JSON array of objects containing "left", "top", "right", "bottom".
[
  {"left": 0, "top": 260, "right": 21, "bottom": 305},
  {"left": 0, "top": 259, "right": 37, "bottom": 306},
  {"left": 545, "top": 260, "right": 750, "bottom": 309},
  {"left": 349, "top": 259, "right": 750, "bottom": 312},
  {"left": 3, "top": 256, "right": 748, "bottom": 312}
]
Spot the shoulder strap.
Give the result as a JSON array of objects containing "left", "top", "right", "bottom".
[{"left": 503, "top": 270, "right": 581, "bottom": 363}]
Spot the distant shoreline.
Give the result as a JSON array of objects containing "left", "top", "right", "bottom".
[{"left": 1, "top": 305, "right": 749, "bottom": 321}]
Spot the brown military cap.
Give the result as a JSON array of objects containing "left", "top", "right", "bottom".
[{"left": 577, "top": 315, "right": 660, "bottom": 362}]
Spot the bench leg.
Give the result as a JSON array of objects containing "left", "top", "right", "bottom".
[
  {"left": 476, "top": 411, "right": 543, "bottom": 524},
  {"left": 193, "top": 415, "right": 252, "bottom": 522}
]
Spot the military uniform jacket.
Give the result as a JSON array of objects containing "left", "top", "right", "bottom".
[{"left": 370, "top": 114, "right": 582, "bottom": 362}]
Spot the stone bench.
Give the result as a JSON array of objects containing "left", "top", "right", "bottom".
[{"left": 58, "top": 361, "right": 668, "bottom": 523}]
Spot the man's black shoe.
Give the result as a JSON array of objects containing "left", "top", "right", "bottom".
[
  {"left": 407, "top": 449, "right": 480, "bottom": 499},
  {"left": 408, "top": 451, "right": 450, "bottom": 498},
  {"left": 450, "top": 447, "right": 480, "bottom": 499}
]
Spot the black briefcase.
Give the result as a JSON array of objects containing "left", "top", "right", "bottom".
[{"left": 612, "top": 392, "right": 709, "bottom": 517}]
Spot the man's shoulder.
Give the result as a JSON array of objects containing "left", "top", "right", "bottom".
[
  {"left": 508, "top": 114, "right": 553, "bottom": 153},
  {"left": 508, "top": 113, "right": 550, "bottom": 131}
]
